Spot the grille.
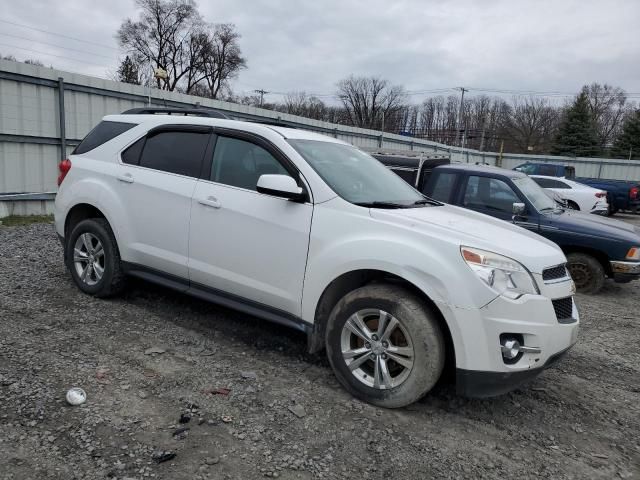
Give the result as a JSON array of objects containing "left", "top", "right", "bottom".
[
  {"left": 543, "top": 264, "right": 568, "bottom": 282},
  {"left": 552, "top": 297, "right": 574, "bottom": 322}
]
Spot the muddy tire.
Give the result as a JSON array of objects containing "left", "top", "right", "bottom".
[
  {"left": 65, "top": 218, "right": 126, "bottom": 298},
  {"left": 567, "top": 252, "right": 605, "bottom": 294},
  {"left": 325, "top": 283, "right": 445, "bottom": 408}
]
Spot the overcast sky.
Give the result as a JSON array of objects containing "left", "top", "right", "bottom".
[{"left": 1, "top": 0, "right": 639, "bottom": 104}]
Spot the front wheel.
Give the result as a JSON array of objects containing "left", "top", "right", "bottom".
[
  {"left": 325, "top": 284, "right": 445, "bottom": 408},
  {"left": 566, "top": 252, "right": 605, "bottom": 294}
]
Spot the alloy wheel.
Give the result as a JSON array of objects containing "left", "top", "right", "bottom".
[
  {"left": 73, "top": 233, "right": 105, "bottom": 286},
  {"left": 340, "top": 309, "right": 415, "bottom": 390}
]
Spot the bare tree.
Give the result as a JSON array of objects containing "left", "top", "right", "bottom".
[
  {"left": 336, "top": 76, "right": 406, "bottom": 129},
  {"left": 278, "top": 92, "right": 327, "bottom": 120},
  {"left": 499, "top": 96, "right": 559, "bottom": 153},
  {"left": 117, "top": 0, "right": 205, "bottom": 91},
  {"left": 581, "top": 83, "right": 628, "bottom": 150},
  {"left": 197, "top": 23, "right": 246, "bottom": 99}
]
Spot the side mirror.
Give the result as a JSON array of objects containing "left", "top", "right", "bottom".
[
  {"left": 512, "top": 202, "right": 526, "bottom": 216},
  {"left": 257, "top": 174, "right": 305, "bottom": 202}
]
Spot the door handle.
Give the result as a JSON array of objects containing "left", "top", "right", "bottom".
[
  {"left": 117, "top": 173, "right": 134, "bottom": 184},
  {"left": 198, "top": 196, "right": 221, "bottom": 209}
]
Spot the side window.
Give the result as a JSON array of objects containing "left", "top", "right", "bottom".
[
  {"left": 138, "top": 131, "right": 209, "bottom": 177},
  {"left": 121, "top": 138, "right": 145, "bottom": 165},
  {"left": 538, "top": 165, "right": 558, "bottom": 176},
  {"left": 74, "top": 121, "right": 136, "bottom": 154},
  {"left": 428, "top": 172, "right": 457, "bottom": 202},
  {"left": 532, "top": 177, "right": 555, "bottom": 188},
  {"left": 211, "top": 136, "right": 290, "bottom": 191},
  {"left": 463, "top": 176, "right": 520, "bottom": 213},
  {"left": 551, "top": 180, "right": 571, "bottom": 189}
]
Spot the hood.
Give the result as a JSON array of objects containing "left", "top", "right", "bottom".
[
  {"left": 370, "top": 205, "right": 564, "bottom": 274},
  {"left": 547, "top": 209, "right": 640, "bottom": 242}
]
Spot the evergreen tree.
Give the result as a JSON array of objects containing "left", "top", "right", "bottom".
[
  {"left": 550, "top": 92, "right": 600, "bottom": 157},
  {"left": 611, "top": 109, "right": 640, "bottom": 159},
  {"left": 117, "top": 56, "right": 141, "bottom": 85}
]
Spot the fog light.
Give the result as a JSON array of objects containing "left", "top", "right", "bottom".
[{"left": 500, "top": 334, "right": 542, "bottom": 364}]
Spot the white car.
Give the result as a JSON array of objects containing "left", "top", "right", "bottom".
[
  {"left": 54, "top": 108, "right": 579, "bottom": 408},
  {"left": 530, "top": 175, "right": 608, "bottom": 215}
]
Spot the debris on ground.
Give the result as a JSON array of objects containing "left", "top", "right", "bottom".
[{"left": 1, "top": 222, "right": 639, "bottom": 479}]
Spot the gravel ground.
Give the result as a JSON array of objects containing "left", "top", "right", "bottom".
[{"left": 1, "top": 216, "right": 639, "bottom": 480}]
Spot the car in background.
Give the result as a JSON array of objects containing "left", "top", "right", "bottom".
[
  {"left": 513, "top": 162, "right": 640, "bottom": 215},
  {"left": 421, "top": 164, "right": 640, "bottom": 294},
  {"left": 529, "top": 175, "right": 608, "bottom": 215},
  {"left": 515, "top": 162, "right": 576, "bottom": 179}
]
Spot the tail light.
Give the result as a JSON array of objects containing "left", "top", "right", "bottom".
[
  {"left": 595, "top": 192, "right": 606, "bottom": 198},
  {"left": 631, "top": 187, "right": 639, "bottom": 200},
  {"left": 57, "top": 159, "right": 72, "bottom": 186}
]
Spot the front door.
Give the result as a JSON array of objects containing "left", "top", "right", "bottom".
[
  {"left": 460, "top": 174, "right": 539, "bottom": 232},
  {"left": 188, "top": 134, "right": 313, "bottom": 316}
]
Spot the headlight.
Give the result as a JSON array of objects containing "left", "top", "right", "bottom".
[
  {"left": 461, "top": 246, "right": 539, "bottom": 299},
  {"left": 626, "top": 247, "right": 640, "bottom": 260}
]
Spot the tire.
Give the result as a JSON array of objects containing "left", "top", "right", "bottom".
[
  {"left": 566, "top": 252, "right": 605, "bottom": 294},
  {"left": 65, "top": 218, "right": 126, "bottom": 298},
  {"left": 567, "top": 200, "right": 580, "bottom": 211},
  {"left": 325, "top": 283, "right": 445, "bottom": 408}
]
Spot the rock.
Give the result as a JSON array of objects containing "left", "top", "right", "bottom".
[
  {"left": 241, "top": 371, "right": 257, "bottom": 380},
  {"left": 144, "top": 346, "right": 166, "bottom": 355},
  {"left": 173, "top": 426, "right": 190, "bottom": 439},
  {"left": 288, "top": 405, "right": 306, "bottom": 418},
  {"left": 204, "top": 456, "right": 220, "bottom": 465},
  {"left": 179, "top": 413, "right": 191, "bottom": 424},
  {"left": 152, "top": 450, "right": 176, "bottom": 463},
  {"left": 138, "top": 391, "right": 148, "bottom": 399}
]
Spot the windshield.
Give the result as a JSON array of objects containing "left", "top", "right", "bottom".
[
  {"left": 288, "top": 139, "right": 426, "bottom": 206},
  {"left": 513, "top": 176, "right": 558, "bottom": 212}
]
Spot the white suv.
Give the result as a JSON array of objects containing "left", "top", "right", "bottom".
[{"left": 55, "top": 108, "right": 579, "bottom": 408}]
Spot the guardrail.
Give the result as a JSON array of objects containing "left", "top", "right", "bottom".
[{"left": 2, "top": 59, "right": 640, "bottom": 194}]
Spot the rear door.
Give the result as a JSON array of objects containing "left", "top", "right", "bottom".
[
  {"left": 188, "top": 131, "right": 313, "bottom": 316},
  {"left": 116, "top": 125, "right": 212, "bottom": 279}
]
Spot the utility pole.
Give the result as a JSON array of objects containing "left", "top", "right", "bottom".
[
  {"left": 454, "top": 87, "right": 468, "bottom": 147},
  {"left": 254, "top": 89, "right": 269, "bottom": 107}
]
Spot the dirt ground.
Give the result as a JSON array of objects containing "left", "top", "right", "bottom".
[{"left": 1, "top": 216, "right": 639, "bottom": 480}]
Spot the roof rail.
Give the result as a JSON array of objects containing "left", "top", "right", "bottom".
[{"left": 121, "top": 107, "right": 230, "bottom": 119}]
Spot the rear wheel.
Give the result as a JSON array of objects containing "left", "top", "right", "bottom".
[
  {"left": 65, "top": 218, "right": 126, "bottom": 297},
  {"left": 567, "top": 200, "right": 580, "bottom": 211},
  {"left": 566, "top": 252, "right": 605, "bottom": 294},
  {"left": 325, "top": 284, "right": 445, "bottom": 408}
]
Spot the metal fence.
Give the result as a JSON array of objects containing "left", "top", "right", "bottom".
[{"left": 2, "top": 58, "right": 640, "bottom": 194}]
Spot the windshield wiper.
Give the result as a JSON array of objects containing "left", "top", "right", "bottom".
[
  {"left": 354, "top": 201, "right": 409, "bottom": 209},
  {"left": 413, "top": 198, "right": 441, "bottom": 206}
]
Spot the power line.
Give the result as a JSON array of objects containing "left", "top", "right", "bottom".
[
  {"left": 0, "top": 32, "right": 117, "bottom": 60},
  {"left": 0, "top": 42, "right": 108, "bottom": 68},
  {"left": 0, "top": 18, "right": 119, "bottom": 51}
]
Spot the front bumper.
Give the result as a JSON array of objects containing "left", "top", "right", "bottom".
[
  {"left": 436, "top": 275, "right": 579, "bottom": 397},
  {"left": 611, "top": 260, "right": 640, "bottom": 283},
  {"left": 456, "top": 347, "right": 571, "bottom": 398}
]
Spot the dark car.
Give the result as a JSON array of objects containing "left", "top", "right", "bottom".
[
  {"left": 513, "top": 162, "right": 640, "bottom": 215},
  {"left": 421, "top": 164, "right": 640, "bottom": 293}
]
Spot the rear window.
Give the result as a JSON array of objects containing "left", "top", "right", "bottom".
[
  {"left": 74, "top": 121, "right": 136, "bottom": 154},
  {"left": 138, "top": 131, "right": 209, "bottom": 178},
  {"left": 428, "top": 172, "right": 457, "bottom": 202}
]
